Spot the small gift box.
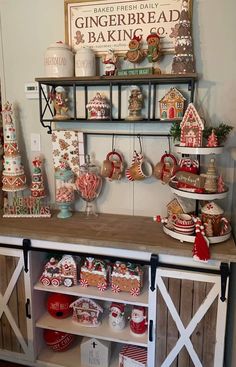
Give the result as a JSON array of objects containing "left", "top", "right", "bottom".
[{"left": 119, "top": 345, "right": 147, "bottom": 367}]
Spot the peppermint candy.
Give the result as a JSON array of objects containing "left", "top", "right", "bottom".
[
  {"left": 51, "top": 278, "right": 60, "bottom": 287},
  {"left": 111, "top": 284, "right": 120, "bottom": 293},
  {"left": 80, "top": 279, "right": 88, "bottom": 287},
  {"left": 40, "top": 276, "right": 50, "bottom": 286},
  {"left": 97, "top": 282, "right": 107, "bottom": 292},
  {"left": 130, "top": 287, "right": 140, "bottom": 297}
]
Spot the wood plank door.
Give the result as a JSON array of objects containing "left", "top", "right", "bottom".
[
  {"left": 0, "top": 247, "right": 34, "bottom": 363},
  {"left": 155, "top": 268, "right": 228, "bottom": 367}
]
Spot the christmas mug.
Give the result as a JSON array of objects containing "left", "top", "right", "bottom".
[
  {"left": 173, "top": 214, "right": 195, "bottom": 235},
  {"left": 126, "top": 151, "right": 152, "bottom": 181},
  {"left": 101, "top": 151, "right": 123, "bottom": 181}
]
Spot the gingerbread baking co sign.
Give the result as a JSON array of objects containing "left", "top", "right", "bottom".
[{"left": 65, "top": 0, "right": 187, "bottom": 54}]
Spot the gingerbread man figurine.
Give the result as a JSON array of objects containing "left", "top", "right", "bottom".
[
  {"left": 125, "top": 35, "right": 146, "bottom": 64},
  {"left": 146, "top": 32, "right": 161, "bottom": 63}
]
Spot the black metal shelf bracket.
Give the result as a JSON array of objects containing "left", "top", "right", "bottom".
[
  {"left": 150, "top": 253, "right": 159, "bottom": 291},
  {"left": 23, "top": 238, "right": 31, "bottom": 273},
  {"left": 220, "top": 262, "right": 230, "bottom": 302}
]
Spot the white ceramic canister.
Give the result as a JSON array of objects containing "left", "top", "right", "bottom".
[
  {"left": 75, "top": 47, "right": 96, "bottom": 77},
  {"left": 44, "top": 42, "right": 74, "bottom": 77}
]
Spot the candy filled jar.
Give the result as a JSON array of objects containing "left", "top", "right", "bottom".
[
  {"left": 55, "top": 161, "right": 75, "bottom": 219},
  {"left": 75, "top": 155, "right": 102, "bottom": 216}
]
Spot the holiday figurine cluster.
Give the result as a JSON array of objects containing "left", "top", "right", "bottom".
[
  {"left": 1, "top": 102, "right": 50, "bottom": 217},
  {"left": 40, "top": 255, "right": 144, "bottom": 295},
  {"left": 40, "top": 253, "right": 148, "bottom": 365},
  {"left": 155, "top": 101, "right": 232, "bottom": 262}
]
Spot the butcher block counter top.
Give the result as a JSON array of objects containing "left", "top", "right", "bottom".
[{"left": 0, "top": 212, "right": 235, "bottom": 262}]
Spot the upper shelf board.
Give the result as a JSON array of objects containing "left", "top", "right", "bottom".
[{"left": 35, "top": 73, "right": 198, "bottom": 86}]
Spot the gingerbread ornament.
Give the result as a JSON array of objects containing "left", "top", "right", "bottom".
[
  {"left": 125, "top": 35, "right": 146, "bottom": 64},
  {"left": 146, "top": 32, "right": 161, "bottom": 63}
]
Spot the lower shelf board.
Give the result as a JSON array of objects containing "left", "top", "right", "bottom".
[
  {"left": 36, "top": 313, "right": 148, "bottom": 347},
  {"left": 34, "top": 268, "right": 149, "bottom": 307},
  {"left": 37, "top": 339, "right": 121, "bottom": 367}
]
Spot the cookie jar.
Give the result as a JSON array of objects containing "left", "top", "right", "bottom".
[
  {"left": 44, "top": 41, "right": 74, "bottom": 77},
  {"left": 75, "top": 155, "right": 102, "bottom": 216},
  {"left": 75, "top": 47, "right": 96, "bottom": 77}
]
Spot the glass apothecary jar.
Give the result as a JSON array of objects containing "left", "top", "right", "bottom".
[
  {"left": 55, "top": 161, "right": 75, "bottom": 219},
  {"left": 75, "top": 155, "right": 102, "bottom": 216}
]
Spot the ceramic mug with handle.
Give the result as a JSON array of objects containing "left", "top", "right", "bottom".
[
  {"left": 101, "top": 151, "right": 123, "bottom": 181},
  {"left": 126, "top": 151, "right": 153, "bottom": 181},
  {"left": 154, "top": 153, "right": 178, "bottom": 184}
]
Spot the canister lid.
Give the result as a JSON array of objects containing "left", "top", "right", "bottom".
[
  {"left": 47, "top": 41, "right": 72, "bottom": 51},
  {"left": 76, "top": 46, "right": 94, "bottom": 54},
  {"left": 201, "top": 201, "right": 224, "bottom": 215}
]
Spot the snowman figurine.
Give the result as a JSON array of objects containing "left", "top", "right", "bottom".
[
  {"left": 108, "top": 302, "right": 126, "bottom": 331},
  {"left": 130, "top": 305, "right": 147, "bottom": 335}
]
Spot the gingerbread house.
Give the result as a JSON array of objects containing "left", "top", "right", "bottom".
[
  {"left": 70, "top": 297, "right": 103, "bottom": 327},
  {"left": 111, "top": 261, "right": 144, "bottom": 296},
  {"left": 159, "top": 88, "right": 185, "bottom": 120},
  {"left": 180, "top": 103, "right": 204, "bottom": 147},
  {"left": 167, "top": 197, "right": 196, "bottom": 216},
  {"left": 86, "top": 93, "right": 110, "bottom": 120},
  {"left": 80, "top": 257, "right": 110, "bottom": 291}
]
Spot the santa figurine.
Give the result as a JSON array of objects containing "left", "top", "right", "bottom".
[
  {"left": 130, "top": 306, "right": 148, "bottom": 335},
  {"left": 103, "top": 48, "right": 118, "bottom": 76},
  {"left": 109, "top": 302, "right": 126, "bottom": 331}
]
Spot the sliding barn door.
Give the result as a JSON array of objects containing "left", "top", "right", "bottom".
[
  {"left": 156, "top": 268, "right": 228, "bottom": 367},
  {"left": 0, "top": 247, "right": 34, "bottom": 363}
]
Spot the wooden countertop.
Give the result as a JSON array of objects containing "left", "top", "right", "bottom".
[{"left": 0, "top": 212, "right": 235, "bottom": 262}]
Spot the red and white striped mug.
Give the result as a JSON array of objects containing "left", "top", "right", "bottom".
[{"left": 126, "top": 151, "right": 152, "bottom": 181}]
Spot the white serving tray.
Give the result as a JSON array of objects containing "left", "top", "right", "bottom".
[{"left": 163, "top": 224, "right": 231, "bottom": 244}]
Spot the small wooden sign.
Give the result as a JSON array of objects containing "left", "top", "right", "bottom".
[
  {"left": 3, "top": 196, "right": 51, "bottom": 218},
  {"left": 175, "top": 171, "right": 205, "bottom": 190},
  {"left": 117, "top": 67, "right": 153, "bottom": 76}
]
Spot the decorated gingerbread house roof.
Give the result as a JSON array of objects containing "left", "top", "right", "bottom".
[
  {"left": 167, "top": 196, "right": 195, "bottom": 215},
  {"left": 180, "top": 103, "right": 204, "bottom": 130},
  {"left": 70, "top": 297, "right": 103, "bottom": 313},
  {"left": 112, "top": 261, "right": 143, "bottom": 277},
  {"left": 180, "top": 103, "right": 205, "bottom": 147},
  {"left": 159, "top": 87, "right": 186, "bottom": 103},
  {"left": 81, "top": 257, "right": 108, "bottom": 274}
]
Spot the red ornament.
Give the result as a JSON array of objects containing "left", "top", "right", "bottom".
[
  {"left": 43, "top": 329, "right": 75, "bottom": 352},
  {"left": 47, "top": 293, "right": 74, "bottom": 319}
]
